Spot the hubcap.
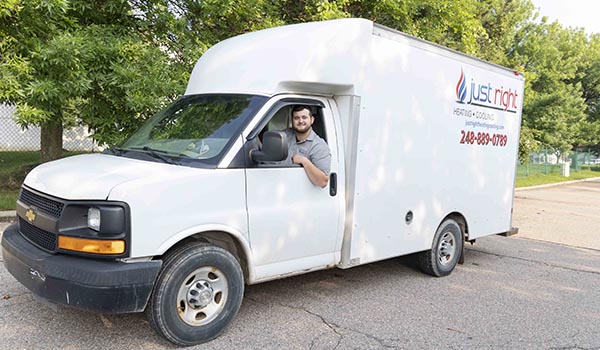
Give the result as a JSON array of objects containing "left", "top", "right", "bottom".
[
  {"left": 187, "top": 280, "right": 213, "bottom": 308},
  {"left": 177, "top": 266, "right": 228, "bottom": 326},
  {"left": 437, "top": 231, "right": 456, "bottom": 267}
]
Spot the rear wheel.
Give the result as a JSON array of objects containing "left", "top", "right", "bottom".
[
  {"left": 418, "top": 219, "right": 463, "bottom": 277},
  {"left": 146, "top": 242, "right": 244, "bottom": 346}
]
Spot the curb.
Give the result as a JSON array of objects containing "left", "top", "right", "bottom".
[
  {"left": 515, "top": 177, "right": 600, "bottom": 191},
  {"left": 0, "top": 210, "right": 16, "bottom": 223}
]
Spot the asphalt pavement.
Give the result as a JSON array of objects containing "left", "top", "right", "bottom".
[
  {"left": 513, "top": 178, "right": 600, "bottom": 250},
  {"left": 0, "top": 180, "right": 599, "bottom": 349}
]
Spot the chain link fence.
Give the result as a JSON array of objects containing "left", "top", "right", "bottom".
[
  {"left": 517, "top": 148, "right": 600, "bottom": 177},
  {"left": 0, "top": 103, "right": 101, "bottom": 152}
]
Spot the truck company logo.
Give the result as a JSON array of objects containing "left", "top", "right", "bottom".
[
  {"left": 25, "top": 208, "right": 37, "bottom": 223},
  {"left": 456, "top": 68, "right": 518, "bottom": 113}
]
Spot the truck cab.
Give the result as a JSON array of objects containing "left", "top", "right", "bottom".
[{"left": 2, "top": 92, "right": 349, "bottom": 346}]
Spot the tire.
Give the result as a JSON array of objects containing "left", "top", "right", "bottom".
[
  {"left": 146, "top": 242, "right": 244, "bottom": 346},
  {"left": 417, "top": 219, "right": 463, "bottom": 277}
]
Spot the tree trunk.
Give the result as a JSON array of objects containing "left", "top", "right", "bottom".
[{"left": 40, "top": 121, "right": 63, "bottom": 163}]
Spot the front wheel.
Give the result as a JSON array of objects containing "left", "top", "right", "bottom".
[
  {"left": 417, "top": 219, "right": 463, "bottom": 277},
  {"left": 146, "top": 242, "right": 244, "bottom": 346}
]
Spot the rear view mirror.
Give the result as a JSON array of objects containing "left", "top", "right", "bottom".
[{"left": 250, "top": 131, "right": 288, "bottom": 162}]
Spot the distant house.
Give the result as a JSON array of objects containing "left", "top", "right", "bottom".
[{"left": 0, "top": 103, "right": 100, "bottom": 151}]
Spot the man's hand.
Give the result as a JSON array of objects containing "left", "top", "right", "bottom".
[
  {"left": 292, "top": 154, "right": 328, "bottom": 188},
  {"left": 292, "top": 154, "right": 309, "bottom": 166}
]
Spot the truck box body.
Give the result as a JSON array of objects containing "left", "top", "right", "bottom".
[
  {"left": 186, "top": 18, "right": 523, "bottom": 267},
  {"left": 2, "top": 18, "right": 524, "bottom": 345}
]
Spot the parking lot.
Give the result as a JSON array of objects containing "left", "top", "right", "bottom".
[
  {"left": 1, "top": 179, "right": 599, "bottom": 349},
  {"left": 513, "top": 179, "right": 600, "bottom": 250}
]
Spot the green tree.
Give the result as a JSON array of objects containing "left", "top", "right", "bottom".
[
  {"left": 0, "top": 0, "right": 182, "bottom": 162},
  {"left": 474, "top": 0, "right": 535, "bottom": 65},
  {"left": 341, "top": 0, "right": 485, "bottom": 54},
  {"left": 132, "top": 0, "right": 284, "bottom": 72},
  {"left": 513, "top": 19, "right": 589, "bottom": 153},
  {"left": 577, "top": 34, "right": 600, "bottom": 151}
]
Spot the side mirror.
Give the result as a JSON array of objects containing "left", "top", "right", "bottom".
[{"left": 250, "top": 131, "right": 288, "bottom": 162}]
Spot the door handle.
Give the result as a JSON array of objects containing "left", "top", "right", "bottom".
[{"left": 330, "top": 173, "right": 337, "bottom": 197}]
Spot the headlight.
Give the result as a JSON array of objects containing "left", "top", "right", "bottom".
[
  {"left": 57, "top": 201, "right": 130, "bottom": 258},
  {"left": 87, "top": 207, "right": 101, "bottom": 231}
]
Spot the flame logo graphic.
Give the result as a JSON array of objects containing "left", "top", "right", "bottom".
[{"left": 456, "top": 69, "right": 467, "bottom": 103}]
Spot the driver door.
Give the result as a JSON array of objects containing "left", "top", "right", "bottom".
[{"left": 244, "top": 96, "right": 342, "bottom": 280}]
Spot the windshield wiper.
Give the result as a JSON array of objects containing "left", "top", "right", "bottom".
[
  {"left": 103, "top": 146, "right": 126, "bottom": 155},
  {"left": 131, "top": 146, "right": 178, "bottom": 165}
]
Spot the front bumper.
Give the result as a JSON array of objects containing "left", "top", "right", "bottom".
[{"left": 1, "top": 223, "right": 162, "bottom": 313}]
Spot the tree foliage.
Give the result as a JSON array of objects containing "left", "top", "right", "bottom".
[
  {"left": 2, "top": 0, "right": 600, "bottom": 160},
  {"left": 0, "top": 0, "right": 182, "bottom": 161},
  {"left": 514, "top": 19, "right": 596, "bottom": 152}
]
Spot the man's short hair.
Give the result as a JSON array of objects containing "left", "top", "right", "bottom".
[{"left": 292, "top": 105, "right": 313, "bottom": 117}]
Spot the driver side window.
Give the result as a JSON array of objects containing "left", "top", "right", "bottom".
[
  {"left": 259, "top": 104, "right": 327, "bottom": 143},
  {"left": 229, "top": 101, "right": 329, "bottom": 169}
]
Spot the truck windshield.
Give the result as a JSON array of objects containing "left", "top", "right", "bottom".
[{"left": 119, "top": 94, "right": 267, "bottom": 167}]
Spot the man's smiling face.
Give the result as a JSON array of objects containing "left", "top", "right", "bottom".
[{"left": 292, "top": 108, "right": 313, "bottom": 134}]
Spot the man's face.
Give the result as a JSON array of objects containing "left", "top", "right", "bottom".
[{"left": 292, "top": 108, "right": 313, "bottom": 134}]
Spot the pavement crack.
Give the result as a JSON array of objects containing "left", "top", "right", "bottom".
[
  {"left": 246, "top": 296, "right": 343, "bottom": 349},
  {"left": 301, "top": 308, "right": 342, "bottom": 350},
  {"left": 468, "top": 248, "right": 600, "bottom": 275},
  {"left": 346, "top": 329, "right": 398, "bottom": 349},
  {"left": 246, "top": 296, "right": 403, "bottom": 349},
  {"left": 281, "top": 303, "right": 343, "bottom": 349},
  {"left": 446, "top": 327, "right": 469, "bottom": 335}
]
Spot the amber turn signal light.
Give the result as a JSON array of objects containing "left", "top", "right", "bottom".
[{"left": 58, "top": 236, "right": 125, "bottom": 255}]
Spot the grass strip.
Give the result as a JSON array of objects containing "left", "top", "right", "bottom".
[{"left": 516, "top": 168, "right": 600, "bottom": 187}]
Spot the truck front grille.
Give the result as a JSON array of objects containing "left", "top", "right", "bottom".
[
  {"left": 18, "top": 217, "right": 57, "bottom": 252},
  {"left": 19, "top": 188, "right": 64, "bottom": 218}
]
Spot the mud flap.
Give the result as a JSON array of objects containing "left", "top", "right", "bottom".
[
  {"left": 499, "top": 226, "right": 519, "bottom": 237},
  {"left": 458, "top": 240, "right": 465, "bottom": 265}
]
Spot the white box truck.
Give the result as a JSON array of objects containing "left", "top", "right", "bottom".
[{"left": 1, "top": 18, "right": 524, "bottom": 345}]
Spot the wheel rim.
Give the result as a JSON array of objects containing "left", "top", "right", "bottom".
[
  {"left": 437, "top": 231, "right": 456, "bottom": 267},
  {"left": 177, "top": 266, "right": 228, "bottom": 326}
]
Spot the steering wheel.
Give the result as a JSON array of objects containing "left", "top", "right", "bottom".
[{"left": 181, "top": 140, "right": 210, "bottom": 158}]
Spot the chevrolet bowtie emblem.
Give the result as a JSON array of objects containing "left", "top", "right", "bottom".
[{"left": 25, "top": 208, "right": 36, "bottom": 223}]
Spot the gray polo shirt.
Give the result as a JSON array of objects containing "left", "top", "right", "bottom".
[{"left": 281, "top": 128, "right": 331, "bottom": 175}]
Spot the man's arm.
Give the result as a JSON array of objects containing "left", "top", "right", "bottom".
[{"left": 292, "top": 155, "right": 329, "bottom": 188}]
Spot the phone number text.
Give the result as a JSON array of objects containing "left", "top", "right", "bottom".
[{"left": 460, "top": 130, "right": 507, "bottom": 147}]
